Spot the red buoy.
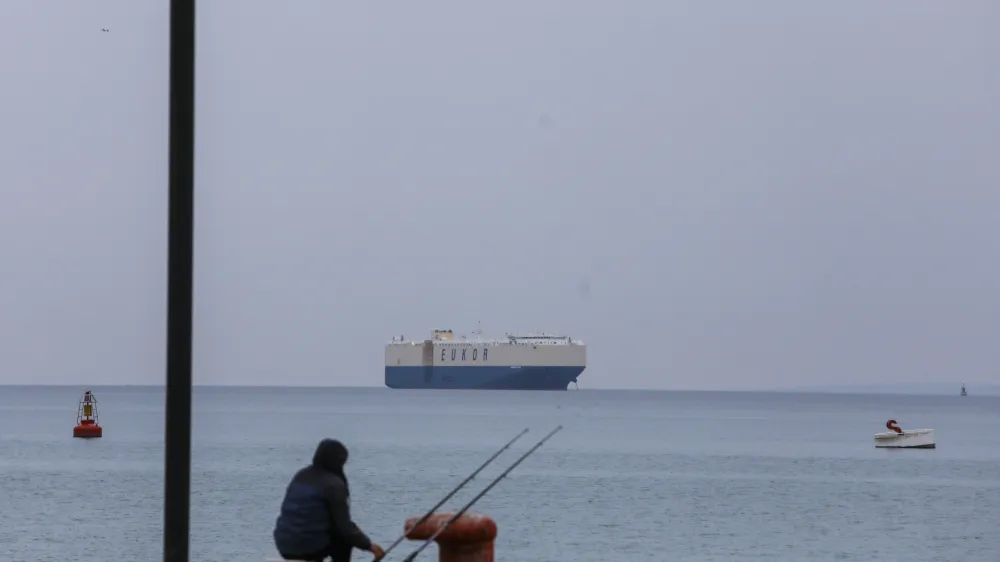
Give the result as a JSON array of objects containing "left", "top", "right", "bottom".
[
  {"left": 404, "top": 512, "right": 497, "bottom": 562},
  {"left": 73, "top": 389, "right": 103, "bottom": 438}
]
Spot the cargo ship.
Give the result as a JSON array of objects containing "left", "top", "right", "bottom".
[{"left": 385, "top": 328, "right": 586, "bottom": 390}]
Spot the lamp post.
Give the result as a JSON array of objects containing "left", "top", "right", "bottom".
[{"left": 163, "top": 0, "right": 195, "bottom": 561}]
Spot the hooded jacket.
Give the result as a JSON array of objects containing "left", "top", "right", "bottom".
[{"left": 273, "top": 439, "right": 373, "bottom": 560}]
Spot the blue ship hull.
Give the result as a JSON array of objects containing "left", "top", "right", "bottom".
[{"left": 385, "top": 366, "right": 584, "bottom": 390}]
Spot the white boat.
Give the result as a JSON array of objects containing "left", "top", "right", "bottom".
[{"left": 874, "top": 419, "right": 935, "bottom": 449}]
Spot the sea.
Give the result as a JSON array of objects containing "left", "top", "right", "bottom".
[{"left": 0, "top": 385, "right": 997, "bottom": 562}]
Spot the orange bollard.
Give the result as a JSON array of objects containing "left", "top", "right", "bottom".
[{"left": 404, "top": 512, "right": 497, "bottom": 562}]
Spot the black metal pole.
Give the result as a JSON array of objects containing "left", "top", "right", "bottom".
[{"left": 164, "top": 0, "right": 195, "bottom": 561}]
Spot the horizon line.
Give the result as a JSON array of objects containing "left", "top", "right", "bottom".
[{"left": 0, "top": 382, "right": 995, "bottom": 395}]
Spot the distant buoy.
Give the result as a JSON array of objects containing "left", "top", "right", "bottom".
[
  {"left": 874, "top": 419, "right": 933, "bottom": 449},
  {"left": 72, "top": 389, "right": 103, "bottom": 438}
]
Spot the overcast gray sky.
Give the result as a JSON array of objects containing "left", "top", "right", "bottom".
[{"left": 0, "top": 1, "right": 996, "bottom": 389}]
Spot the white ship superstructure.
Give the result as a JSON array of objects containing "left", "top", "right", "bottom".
[{"left": 384, "top": 329, "right": 586, "bottom": 390}]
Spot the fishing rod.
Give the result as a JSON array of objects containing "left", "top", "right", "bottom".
[
  {"left": 379, "top": 427, "right": 530, "bottom": 560},
  {"left": 401, "top": 425, "right": 563, "bottom": 562}
]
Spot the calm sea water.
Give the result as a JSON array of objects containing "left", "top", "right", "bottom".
[{"left": 0, "top": 386, "right": 997, "bottom": 562}]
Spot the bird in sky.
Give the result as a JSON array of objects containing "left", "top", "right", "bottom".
[{"left": 102, "top": 28, "right": 110, "bottom": 32}]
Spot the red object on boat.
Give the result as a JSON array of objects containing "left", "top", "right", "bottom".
[
  {"left": 404, "top": 512, "right": 497, "bottom": 562},
  {"left": 73, "top": 389, "right": 103, "bottom": 439}
]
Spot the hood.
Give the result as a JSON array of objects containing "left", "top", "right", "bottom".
[{"left": 312, "top": 438, "right": 349, "bottom": 474}]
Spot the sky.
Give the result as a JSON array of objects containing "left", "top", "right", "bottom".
[{"left": 0, "top": 1, "right": 997, "bottom": 390}]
